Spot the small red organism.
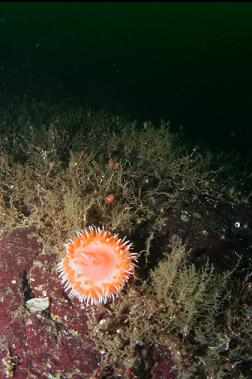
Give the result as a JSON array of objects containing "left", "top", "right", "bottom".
[{"left": 105, "top": 194, "right": 116, "bottom": 204}]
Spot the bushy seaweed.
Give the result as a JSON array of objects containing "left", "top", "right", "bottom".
[{"left": 87, "top": 237, "right": 251, "bottom": 379}]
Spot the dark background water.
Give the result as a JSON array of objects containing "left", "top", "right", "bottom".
[{"left": 0, "top": 3, "right": 251, "bottom": 155}]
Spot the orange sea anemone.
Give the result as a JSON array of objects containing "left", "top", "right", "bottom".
[{"left": 58, "top": 226, "right": 137, "bottom": 305}]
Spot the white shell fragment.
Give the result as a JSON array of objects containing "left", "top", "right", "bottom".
[{"left": 26, "top": 297, "right": 50, "bottom": 313}]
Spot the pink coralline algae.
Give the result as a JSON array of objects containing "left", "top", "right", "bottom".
[
  {"left": 0, "top": 226, "right": 179, "bottom": 378},
  {"left": 0, "top": 227, "right": 99, "bottom": 378},
  {"left": 150, "top": 346, "right": 178, "bottom": 379}
]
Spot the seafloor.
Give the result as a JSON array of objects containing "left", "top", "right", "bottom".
[{"left": 0, "top": 99, "right": 251, "bottom": 379}]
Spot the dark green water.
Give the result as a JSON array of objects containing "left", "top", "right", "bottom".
[{"left": 0, "top": 3, "right": 251, "bottom": 154}]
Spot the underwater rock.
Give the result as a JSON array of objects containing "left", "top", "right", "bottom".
[
  {"left": 0, "top": 227, "right": 98, "bottom": 378},
  {"left": 0, "top": 226, "right": 181, "bottom": 378},
  {"left": 165, "top": 200, "right": 252, "bottom": 270},
  {"left": 150, "top": 346, "right": 178, "bottom": 379}
]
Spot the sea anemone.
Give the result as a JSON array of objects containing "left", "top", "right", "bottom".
[{"left": 58, "top": 226, "right": 137, "bottom": 305}]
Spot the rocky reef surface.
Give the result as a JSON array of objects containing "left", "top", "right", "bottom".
[
  {"left": 0, "top": 198, "right": 251, "bottom": 378},
  {"left": 0, "top": 102, "right": 251, "bottom": 378},
  {"left": 0, "top": 227, "right": 98, "bottom": 379}
]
